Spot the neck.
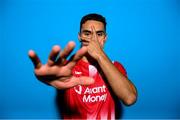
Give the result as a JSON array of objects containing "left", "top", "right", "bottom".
[{"left": 82, "top": 55, "right": 102, "bottom": 75}]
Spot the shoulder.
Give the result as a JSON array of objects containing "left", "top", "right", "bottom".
[{"left": 113, "top": 61, "right": 127, "bottom": 77}]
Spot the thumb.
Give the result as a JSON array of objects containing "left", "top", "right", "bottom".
[
  {"left": 78, "top": 76, "right": 95, "bottom": 85},
  {"left": 76, "top": 76, "right": 95, "bottom": 86},
  {"left": 49, "top": 76, "right": 94, "bottom": 90}
]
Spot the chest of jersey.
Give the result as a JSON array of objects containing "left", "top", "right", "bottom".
[{"left": 63, "top": 61, "right": 115, "bottom": 119}]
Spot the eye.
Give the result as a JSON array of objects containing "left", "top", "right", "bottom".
[
  {"left": 97, "top": 33, "right": 103, "bottom": 36},
  {"left": 97, "top": 32, "right": 105, "bottom": 37},
  {"left": 82, "top": 30, "right": 91, "bottom": 37},
  {"left": 84, "top": 32, "right": 90, "bottom": 36}
]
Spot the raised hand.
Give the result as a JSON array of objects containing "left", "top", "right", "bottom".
[
  {"left": 80, "top": 26, "right": 106, "bottom": 60},
  {"left": 28, "top": 41, "right": 94, "bottom": 89}
]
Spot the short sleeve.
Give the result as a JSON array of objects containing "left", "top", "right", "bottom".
[{"left": 113, "top": 61, "right": 127, "bottom": 78}]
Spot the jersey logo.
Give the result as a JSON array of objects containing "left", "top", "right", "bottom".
[
  {"left": 74, "top": 85, "right": 82, "bottom": 94},
  {"left": 74, "top": 85, "right": 108, "bottom": 103},
  {"left": 74, "top": 71, "right": 82, "bottom": 75}
]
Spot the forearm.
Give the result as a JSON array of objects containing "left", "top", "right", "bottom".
[{"left": 96, "top": 51, "right": 137, "bottom": 105}]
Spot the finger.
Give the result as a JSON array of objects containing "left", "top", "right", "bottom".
[
  {"left": 47, "top": 45, "right": 61, "bottom": 66},
  {"left": 56, "top": 41, "right": 75, "bottom": 64},
  {"left": 49, "top": 76, "right": 94, "bottom": 89},
  {"left": 75, "top": 76, "right": 95, "bottom": 86},
  {"left": 66, "top": 46, "right": 87, "bottom": 69},
  {"left": 91, "top": 26, "right": 98, "bottom": 42},
  {"left": 28, "top": 50, "right": 42, "bottom": 69},
  {"left": 73, "top": 46, "right": 87, "bottom": 61},
  {"left": 60, "top": 41, "right": 75, "bottom": 58}
]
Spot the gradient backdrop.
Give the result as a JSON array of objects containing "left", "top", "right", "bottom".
[{"left": 0, "top": 0, "right": 180, "bottom": 119}]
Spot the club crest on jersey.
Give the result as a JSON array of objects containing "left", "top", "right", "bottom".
[{"left": 89, "top": 65, "right": 97, "bottom": 77}]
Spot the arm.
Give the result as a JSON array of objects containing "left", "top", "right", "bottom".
[
  {"left": 96, "top": 51, "right": 137, "bottom": 106},
  {"left": 82, "top": 26, "right": 137, "bottom": 106}
]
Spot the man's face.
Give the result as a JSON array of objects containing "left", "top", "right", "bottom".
[{"left": 78, "top": 20, "right": 107, "bottom": 47}]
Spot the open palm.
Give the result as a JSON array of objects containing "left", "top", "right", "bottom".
[{"left": 28, "top": 41, "right": 94, "bottom": 89}]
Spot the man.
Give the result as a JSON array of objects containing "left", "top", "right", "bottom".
[{"left": 28, "top": 13, "right": 137, "bottom": 119}]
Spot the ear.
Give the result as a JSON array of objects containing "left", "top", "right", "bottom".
[
  {"left": 104, "top": 34, "right": 107, "bottom": 43},
  {"left": 78, "top": 32, "right": 81, "bottom": 41},
  {"left": 100, "top": 34, "right": 107, "bottom": 48}
]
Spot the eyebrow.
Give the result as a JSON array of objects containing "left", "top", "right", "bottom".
[
  {"left": 81, "top": 30, "right": 91, "bottom": 33},
  {"left": 96, "top": 30, "right": 105, "bottom": 34},
  {"left": 81, "top": 30, "right": 106, "bottom": 34}
]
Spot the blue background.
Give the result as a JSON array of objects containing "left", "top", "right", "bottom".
[{"left": 1, "top": 0, "right": 179, "bottom": 119}]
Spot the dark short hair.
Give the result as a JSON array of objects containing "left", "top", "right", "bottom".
[{"left": 80, "top": 13, "right": 107, "bottom": 32}]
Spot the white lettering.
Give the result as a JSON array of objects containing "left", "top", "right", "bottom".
[
  {"left": 74, "top": 85, "right": 108, "bottom": 103},
  {"left": 84, "top": 85, "right": 106, "bottom": 94},
  {"left": 83, "top": 94, "right": 107, "bottom": 102}
]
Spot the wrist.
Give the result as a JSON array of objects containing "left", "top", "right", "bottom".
[{"left": 96, "top": 51, "right": 107, "bottom": 63}]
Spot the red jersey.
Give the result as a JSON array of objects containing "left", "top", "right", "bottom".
[{"left": 61, "top": 60, "right": 127, "bottom": 119}]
